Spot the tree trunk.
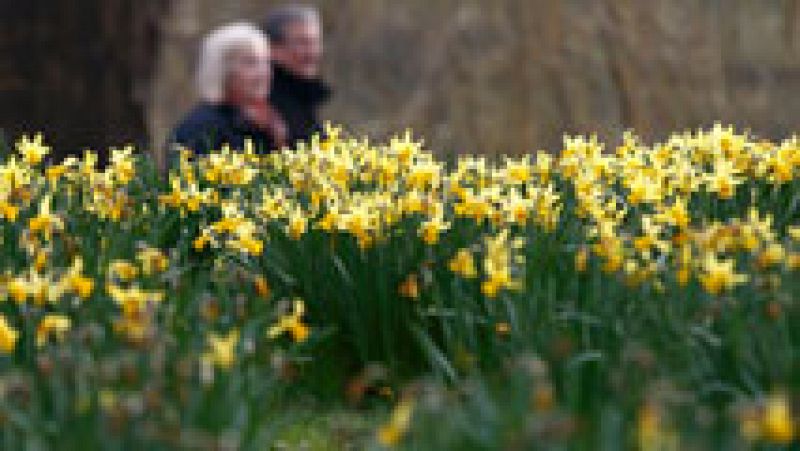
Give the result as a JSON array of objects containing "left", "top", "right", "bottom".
[{"left": 0, "top": 0, "right": 167, "bottom": 161}]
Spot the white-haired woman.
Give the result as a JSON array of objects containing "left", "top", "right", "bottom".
[{"left": 172, "top": 22, "right": 287, "bottom": 155}]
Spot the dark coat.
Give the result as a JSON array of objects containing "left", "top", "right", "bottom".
[
  {"left": 269, "top": 64, "right": 331, "bottom": 144},
  {"left": 170, "top": 103, "right": 277, "bottom": 155}
]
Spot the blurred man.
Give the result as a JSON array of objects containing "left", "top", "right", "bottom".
[{"left": 263, "top": 5, "right": 331, "bottom": 144}]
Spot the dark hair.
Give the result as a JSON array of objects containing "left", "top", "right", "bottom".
[{"left": 263, "top": 5, "right": 319, "bottom": 43}]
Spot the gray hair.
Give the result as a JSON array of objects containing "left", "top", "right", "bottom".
[
  {"left": 196, "top": 22, "right": 269, "bottom": 103},
  {"left": 263, "top": 5, "right": 320, "bottom": 43}
]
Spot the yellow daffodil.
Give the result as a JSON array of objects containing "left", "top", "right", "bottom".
[
  {"left": 449, "top": 248, "right": 478, "bottom": 279},
  {"left": 109, "top": 260, "right": 139, "bottom": 282},
  {"left": 136, "top": 247, "right": 169, "bottom": 276},
  {"left": 659, "top": 197, "right": 690, "bottom": 229},
  {"left": 267, "top": 298, "right": 310, "bottom": 343},
  {"left": 0, "top": 201, "right": 19, "bottom": 222},
  {"left": 28, "top": 194, "right": 64, "bottom": 240},
  {"left": 784, "top": 225, "right": 800, "bottom": 241},
  {"left": 481, "top": 230, "right": 523, "bottom": 298},
  {"left": 36, "top": 314, "right": 71, "bottom": 347},
  {"left": 193, "top": 234, "right": 212, "bottom": 251},
  {"left": 108, "top": 146, "right": 136, "bottom": 185},
  {"left": 419, "top": 214, "right": 450, "bottom": 245},
  {"left": 107, "top": 284, "right": 164, "bottom": 317},
  {"left": 706, "top": 160, "right": 743, "bottom": 199},
  {"left": 16, "top": 133, "right": 50, "bottom": 166},
  {"left": 203, "top": 329, "right": 239, "bottom": 370},
  {"left": 7, "top": 277, "right": 28, "bottom": 304},
  {"left": 0, "top": 316, "right": 20, "bottom": 353},
  {"left": 698, "top": 252, "right": 748, "bottom": 295},
  {"left": 757, "top": 243, "right": 785, "bottom": 269},
  {"left": 286, "top": 209, "right": 308, "bottom": 240},
  {"left": 637, "top": 402, "right": 678, "bottom": 451},
  {"left": 377, "top": 398, "right": 414, "bottom": 447},
  {"left": 762, "top": 392, "right": 795, "bottom": 444},
  {"left": 65, "top": 257, "right": 94, "bottom": 299}
]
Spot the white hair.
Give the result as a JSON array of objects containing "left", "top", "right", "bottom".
[{"left": 196, "top": 22, "right": 269, "bottom": 103}]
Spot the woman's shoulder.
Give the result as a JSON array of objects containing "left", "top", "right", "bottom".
[
  {"left": 171, "top": 103, "right": 239, "bottom": 154},
  {"left": 175, "top": 103, "right": 233, "bottom": 132}
]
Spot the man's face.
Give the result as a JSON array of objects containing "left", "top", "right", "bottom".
[{"left": 272, "top": 19, "right": 323, "bottom": 79}]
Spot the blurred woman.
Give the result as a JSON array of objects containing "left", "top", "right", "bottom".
[{"left": 171, "top": 22, "right": 287, "bottom": 155}]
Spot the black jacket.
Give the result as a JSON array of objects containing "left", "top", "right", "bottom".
[
  {"left": 171, "top": 103, "right": 277, "bottom": 155},
  {"left": 269, "top": 64, "right": 331, "bottom": 144}
]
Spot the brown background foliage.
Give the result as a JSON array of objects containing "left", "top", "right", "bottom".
[{"left": 2, "top": 0, "right": 800, "bottom": 161}]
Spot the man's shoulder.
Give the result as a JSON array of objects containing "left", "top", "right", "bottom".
[{"left": 270, "top": 66, "right": 331, "bottom": 107}]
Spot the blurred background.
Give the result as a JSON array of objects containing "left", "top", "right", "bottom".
[{"left": 2, "top": 0, "right": 800, "bottom": 161}]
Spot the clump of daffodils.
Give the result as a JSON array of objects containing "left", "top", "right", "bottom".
[
  {"left": 104, "top": 248, "right": 169, "bottom": 343},
  {"left": 4, "top": 257, "right": 94, "bottom": 305},
  {"left": 0, "top": 123, "right": 800, "bottom": 446}
]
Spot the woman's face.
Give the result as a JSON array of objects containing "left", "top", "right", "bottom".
[{"left": 226, "top": 43, "right": 271, "bottom": 104}]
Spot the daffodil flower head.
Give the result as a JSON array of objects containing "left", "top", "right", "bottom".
[
  {"left": 203, "top": 329, "right": 239, "bottom": 370},
  {"left": 268, "top": 298, "right": 310, "bottom": 343},
  {"left": 16, "top": 133, "right": 50, "bottom": 166},
  {"left": 36, "top": 314, "right": 71, "bottom": 347},
  {"left": 0, "top": 316, "right": 20, "bottom": 353}
]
